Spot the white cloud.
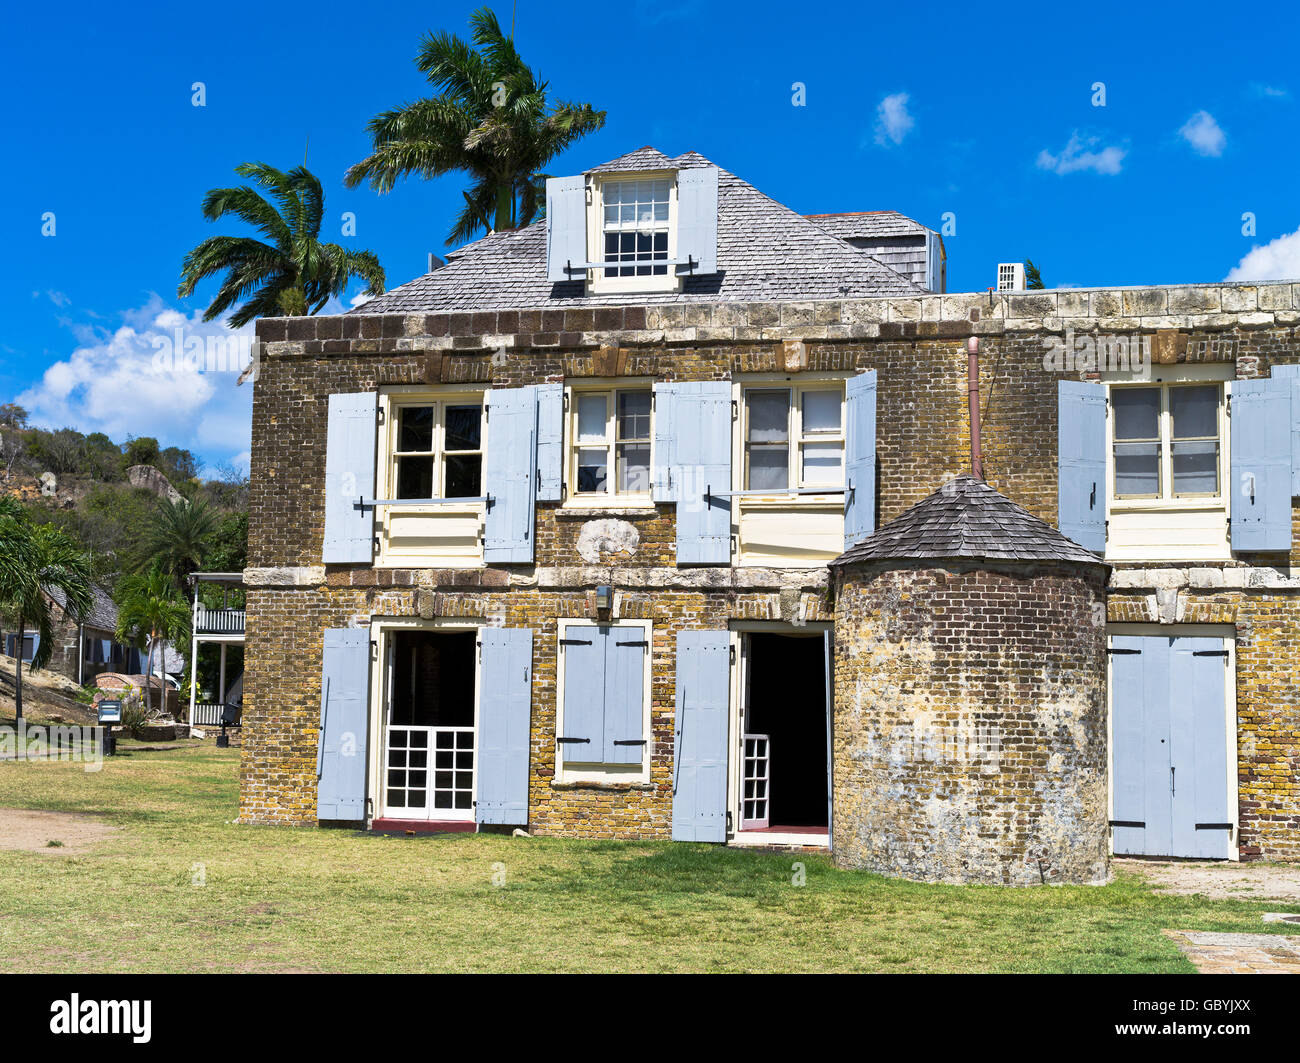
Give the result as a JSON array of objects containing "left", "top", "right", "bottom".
[
  {"left": 1179, "top": 110, "right": 1226, "bottom": 156},
  {"left": 1226, "top": 228, "right": 1300, "bottom": 281},
  {"left": 16, "top": 295, "right": 255, "bottom": 471},
  {"left": 1249, "top": 82, "right": 1288, "bottom": 100},
  {"left": 874, "top": 93, "right": 915, "bottom": 147},
  {"left": 1036, "top": 132, "right": 1126, "bottom": 175},
  {"left": 349, "top": 291, "right": 374, "bottom": 308}
]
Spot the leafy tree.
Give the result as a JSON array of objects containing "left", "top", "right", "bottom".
[
  {"left": 84, "top": 433, "right": 122, "bottom": 481},
  {"left": 1025, "top": 260, "right": 1046, "bottom": 290},
  {"left": 123, "top": 436, "right": 161, "bottom": 469},
  {"left": 160, "top": 446, "right": 200, "bottom": 482},
  {"left": 345, "top": 7, "right": 606, "bottom": 244},
  {"left": 0, "top": 404, "right": 28, "bottom": 429},
  {"left": 42, "top": 428, "right": 87, "bottom": 475},
  {"left": 114, "top": 569, "right": 190, "bottom": 719},
  {"left": 0, "top": 499, "right": 93, "bottom": 719},
  {"left": 178, "top": 162, "right": 386, "bottom": 326},
  {"left": 137, "top": 496, "right": 218, "bottom": 585}
]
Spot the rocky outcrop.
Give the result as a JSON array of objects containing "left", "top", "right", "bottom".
[{"left": 126, "top": 465, "right": 183, "bottom": 504}]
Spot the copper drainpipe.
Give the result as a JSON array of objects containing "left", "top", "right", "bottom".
[{"left": 967, "top": 335, "right": 983, "bottom": 479}]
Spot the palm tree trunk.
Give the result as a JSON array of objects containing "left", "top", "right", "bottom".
[
  {"left": 144, "top": 633, "right": 154, "bottom": 718},
  {"left": 494, "top": 181, "right": 513, "bottom": 232},
  {"left": 14, "top": 616, "right": 24, "bottom": 721}
]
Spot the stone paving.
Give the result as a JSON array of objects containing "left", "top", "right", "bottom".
[{"left": 1164, "top": 931, "right": 1300, "bottom": 974}]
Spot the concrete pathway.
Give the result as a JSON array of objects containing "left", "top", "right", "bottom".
[{"left": 1164, "top": 930, "right": 1300, "bottom": 974}]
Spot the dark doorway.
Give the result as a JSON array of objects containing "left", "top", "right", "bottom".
[
  {"left": 389, "top": 630, "right": 476, "bottom": 727},
  {"left": 743, "top": 632, "right": 828, "bottom": 830}
]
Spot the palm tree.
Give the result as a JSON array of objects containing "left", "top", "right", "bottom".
[
  {"left": 115, "top": 570, "right": 191, "bottom": 720},
  {"left": 0, "top": 501, "right": 93, "bottom": 720},
  {"left": 138, "top": 496, "right": 218, "bottom": 587},
  {"left": 345, "top": 7, "right": 606, "bottom": 245},
  {"left": 178, "top": 162, "right": 386, "bottom": 326}
]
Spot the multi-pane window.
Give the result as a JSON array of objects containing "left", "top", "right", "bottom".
[
  {"left": 743, "top": 387, "right": 845, "bottom": 491},
  {"left": 573, "top": 389, "right": 652, "bottom": 497},
  {"left": 601, "top": 178, "right": 671, "bottom": 278},
  {"left": 392, "top": 401, "right": 483, "bottom": 500},
  {"left": 1112, "top": 383, "right": 1222, "bottom": 500}
]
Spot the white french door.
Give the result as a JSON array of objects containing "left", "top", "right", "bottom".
[{"left": 741, "top": 733, "right": 771, "bottom": 830}]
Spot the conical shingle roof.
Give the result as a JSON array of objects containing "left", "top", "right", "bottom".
[{"left": 832, "top": 474, "right": 1109, "bottom": 569}]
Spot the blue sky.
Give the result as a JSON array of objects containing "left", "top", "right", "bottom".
[{"left": 3, "top": 0, "right": 1298, "bottom": 472}]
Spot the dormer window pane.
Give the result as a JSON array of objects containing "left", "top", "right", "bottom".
[{"left": 601, "top": 177, "right": 671, "bottom": 278}]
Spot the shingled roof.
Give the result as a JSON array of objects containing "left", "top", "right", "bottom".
[
  {"left": 832, "top": 474, "right": 1109, "bottom": 569},
  {"left": 804, "top": 211, "right": 933, "bottom": 241},
  {"left": 350, "top": 147, "right": 923, "bottom": 314}
]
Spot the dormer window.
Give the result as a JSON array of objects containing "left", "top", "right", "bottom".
[
  {"left": 600, "top": 178, "right": 672, "bottom": 279},
  {"left": 545, "top": 162, "right": 719, "bottom": 293}
]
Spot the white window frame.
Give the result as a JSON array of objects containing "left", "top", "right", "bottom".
[
  {"left": 564, "top": 380, "right": 654, "bottom": 507},
  {"left": 375, "top": 386, "right": 488, "bottom": 568},
  {"left": 739, "top": 381, "right": 847, "bottom": 494},
  {"left": 585, "top": 172, "right": 681, "bottom": 296},
  {"left": 554, "top": 618, "right": 653, "bottom": 785},
  {"left": 1105, "top": 368, "right": 1229, "bottom": 514},
  {"left": 385, "top": 390, "right": 486, "bottom": 502}
]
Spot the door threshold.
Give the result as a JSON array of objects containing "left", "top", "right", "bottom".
[
  {"left": 729, "top": 830, "right": 829, "bottom": 849},
  {"left": 369, "top": 818, "right": 476, "bottom": 835}
]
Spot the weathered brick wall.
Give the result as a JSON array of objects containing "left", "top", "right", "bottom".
[
  {"left": 242, "top": 284, "right": 1300, "bottom": 856},
  {"left": 832, "top": 562, "right": 1110, "bottom": 885}
]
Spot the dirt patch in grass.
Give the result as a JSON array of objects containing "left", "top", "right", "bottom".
[
  {"left": 1120, "top": 858, "right": 1300, "bottom": 902},
  {"left": 0, "top": 807, "right": 118, "bottom": 854}
]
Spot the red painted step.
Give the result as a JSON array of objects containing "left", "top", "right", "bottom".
[{"left": 369, "top": 818, "right": 476, "bottom": 834}]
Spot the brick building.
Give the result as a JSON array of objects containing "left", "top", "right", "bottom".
[{"left": 239, "top": 146, "right": 1300, "bottom": 878}]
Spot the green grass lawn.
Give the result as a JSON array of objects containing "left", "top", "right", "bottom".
[{"left": 0, "top": 743, "right": 1295, "bottom": 973}]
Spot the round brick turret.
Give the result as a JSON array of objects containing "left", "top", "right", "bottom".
[{"left": 830, "top": 475, "right": 1111, "bottom": 886}]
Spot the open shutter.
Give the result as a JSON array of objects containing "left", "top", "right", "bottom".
[
  {"left": 1272, "top": 364, "right": 1300, "bottom": 495},
  {"left": 1231, "top": 378, "right": 1292, "bottom": 552},
  {"left": 323, "top": 392, "right": 378, "bottom": 563},
  {"left": 675, "top": 166, "right": 719, "bottom": 276},
  {"left": 604, "top": 630, "right": 646, "bottom": 765},
  {"left": 672, "top": 630, "right": 730, "bottom": 842},
  {"left": 318, "top": 628, "right": 370, "bottom": 822},
  {"left": 673, "top": 381, "right": 732, "bottom": 564},
  {"left": 652, "top": 383, "right": 678, "bottom": 502},
  {"left": 1057, "top": 380, "right": 1107, "bottom": 553},
  {"left": 844, "top": 370, "right": 878, "bottom": 548},
  {"left": 476, "top": 627, "right": 533, "bottom": 825},
  {"left": 546, "top": 175, "right": 587, "bottom": 283},
  {"left": 535, "top": 382, "right": 564, "bottom": 502},
  {"left": 559, "top": 626, "right": 605, "bottom": 759},
  {"left": 483, "top": 387, "right": 538, "bottom": 563}
]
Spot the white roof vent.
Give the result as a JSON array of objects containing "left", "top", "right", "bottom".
[{"left": 997, "top": 262, "right": 1025, "bottom": 293}]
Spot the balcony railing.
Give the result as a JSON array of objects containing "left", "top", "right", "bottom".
[{"left": 194, "top": 607, "right": 245, "bottom": 636}]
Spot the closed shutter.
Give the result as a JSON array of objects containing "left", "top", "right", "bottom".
[
  {"left": 546, "top": 175, "right": 587, "bottom": 283},
  {"left": 559, "top": 627, "right": 604, "bottom": 758},
  {"left": 476, "top": 627, "right": 533, "bottom": 826},
  {"left": 1109, "top": 635, "right": 1165, "bottom": 856},
  {"left": 675, "top": 166, "right": 720, "bottom": 276},
  {"left": 323, "top": 392, "right": 378, "bottom": 563},
  {"left": 535, "top": 382, "right": 565, "bottom": 502},
  {"left": 483, "top": 387, "right": 538, "bottom": 563},
  {"left": 603, "top": 630, "right": 646, "bottom": 765},
  {"left": 652, "top": 383, "right": 678, "bottom": 502},
  {"left": 1268, "top": 364, "right": 1300, "bottom": 495},
  {"left": 672, "top": 381, "right": 732, "bottom": 564},
  {"left": 671, "top": 630, "right": 730, "bottom": 842},
  {"left": 318, "top": 628, "right": 370, "bottom": 822},
  {"left": 1231, "top": 378, "right": 1292, "bottom": 552},
  {"left": 1057, "top": 380, "right": 1107, "bottom": 553},
  {"left": 844, "top": 370, "right": 878, "bottom": 548},
  {"left": 1169, "top": 638, "right": 1231, "bottom": 859}
]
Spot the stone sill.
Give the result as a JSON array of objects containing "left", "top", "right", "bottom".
[
  {"left": 549, "top": 781, "right": 656, "bottom": 793},
  {"left": 554, "top": 506, "right": 660, "bottom": 521}
]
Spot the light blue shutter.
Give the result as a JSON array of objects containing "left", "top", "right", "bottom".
[
  {"left": 318, "top": 628, "right": 370, "bottom": 822},
  {"left": 323, "top": 392, "right": 378, "bottom": 563},
  {"left": 483, "top": 387, "right": 538, "bottom": 563},
  {"left": 546, "top": 175, "right": 587, "bottom": 283},
  {"left": 603, "top": 630, "right": 646, "bottom": 765},
  {"left": 652, "top": 383, "right": 678, "bottom": 502},
  {"left": 1231, "top": 378, "right": 1292, "bottom": 552},
  {"left": 844, "top": 370, "right": 878, "bottom": 548},
  {"left": 477, "top": 627, "right": 533, "bottom": 826},
  {"left": 1057, "top": 380, "right": 1107, "bottom": 553},
  {"left": 673, "top": 381, "right": 732, "bottom": 564},
  {"left": 1169, "top": 637, "right": 1231, "bottom": 859},
  {"left": 1271, "top": 364, "right": 1300, "bottom": 495},
  {"left": 672, "top": 630, "right": 730, "bottom": 842},
  {"left": 924, "top": 231, "right": 942, "bottom": 293},
  {"left": 1110, "top": 635, "right": 1173, "bottom": 857},
  {"left": 560, "top": 626, "right": 604, "bottom": 761},
  {"left": 675, "top": 166, "right": 719, "bottom": 275},
  {"left": 535, "top": 382, "right": 564, "bottom": 502}
]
